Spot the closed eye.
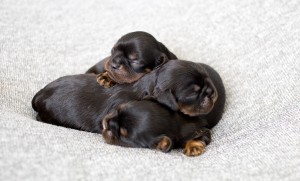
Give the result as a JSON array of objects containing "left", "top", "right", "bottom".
[
  {"left": 185, "top": 92, "right": 198, "bottom": 101},
  {"left": 131, "top": 60, "right": 138, "bottom": 63}
]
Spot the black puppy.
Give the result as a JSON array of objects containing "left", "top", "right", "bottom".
[
  {"left": 102, "top": 100, "right": 212, "bottom": 156},
  {"left": 86, "top": 31, "right": 177, "bottom": 87},
  {"left": 151, "top": 60, "right": 226, "bottom": 128},
  {"left": 32, "top": 60, "right": 225, "bottom": 144},
  {"left": 32, "top": 74, "right": 135, "bottom": 133}
]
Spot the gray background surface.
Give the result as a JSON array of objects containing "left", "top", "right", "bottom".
[{"left": 1, "top": 0, "right": 300, "bottom": 180}]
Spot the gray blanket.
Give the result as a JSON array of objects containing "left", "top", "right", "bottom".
[{"left": 1, "top": 0, "right": 300, "bottom": 180}]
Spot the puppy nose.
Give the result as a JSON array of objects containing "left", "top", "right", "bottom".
[
  {"left": 111, "top": 63, "right": 120, "bottom": 69},
  {"left": 206, "top": 87, "right": 213, "bottom": 96},
  {"left": 111, "top": 57, "right": 122, "bottom": 69},
  {"left": 205, "top": 86, "right": 217, "bottom": 100}
]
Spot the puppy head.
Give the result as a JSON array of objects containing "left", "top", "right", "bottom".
[
  {"left": 104, "top": 31, "right": 173, "bottom": 84},
  {"left": 153, "top": 60, "right": 218, "bottom": 116},
  {"left": 101, "top": 101, "right": 173, "bottom": 152}
]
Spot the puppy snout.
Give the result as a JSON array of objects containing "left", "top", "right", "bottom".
[
  {"left": 205, "top": 87, "right": 213, "bottom": 97},
  {"left": 102, "top": 129, "right": 118, "bottom": 145},
  {"left": 111, "top": 62, "right": 120, "bottom": 69},
  {"left": 205, "top": 81, "right": 218, "bottom": 101},
  {"left": 201, "top": 79, "right": 217, "bottom": 99},
  {"left": 111, "top": 57, "right": 122, "bottom": 69}
]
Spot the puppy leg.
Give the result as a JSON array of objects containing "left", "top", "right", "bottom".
[
  {"left": 152, "top": 135, "right": 173, "bottom": 153},
  {"left": 184, "top": 140, "right": 206, "bottom": 156},
  {"left": 96, "top": 72, "right": 116, "bottom": 88},
  {"left": 184, "top": 128, "right": 211, "bottom": 157}
]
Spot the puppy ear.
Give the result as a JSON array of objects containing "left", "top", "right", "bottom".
[
  {"left": 154, "top": 89, "right": 179, "bottom": 111},
  {"left": 154, "top": 53, "right": 168, "bottom": 69},
  {"left": 157, "top": 41, "right": 177, "bottom": 59},
  {"left": 153, "top": 135, "right": 173, "bottom": 153}
]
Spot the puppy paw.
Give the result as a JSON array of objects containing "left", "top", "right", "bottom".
[
  {"left": 156, "top": 136, "right": 172, "bottom": 153},
  {"left": 184, "top": 140, "right": 206, "bottom": 156},
  {"left": 96, "top": 72, "right": 116, "bottom": 88}
]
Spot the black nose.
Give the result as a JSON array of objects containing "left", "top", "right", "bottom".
[
  {"left": 201, "top": 82, "right": 215, "bottom": 98},
  {"left": 205, "top": 86, "right": 217, "bottom": 99},
  {"left": 111, "top": 57, "right": 122, "bottom": 69},
  {"left": 206, "top": 87, "right": 213, "bottom": 96},
  {"left": 111, "top": 63, "right": 120, "bottom": 69}
]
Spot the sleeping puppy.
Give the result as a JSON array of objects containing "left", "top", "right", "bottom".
[
  {"left": 140, "top": 60, "right": 226, "bottom": 128},
  {"left": 31, "top": 74, "right": 138, "bottom": 133},
  {"left": 86, "top": 31, "right": 177, "bottom": 88},
  {"left": 32, "top": 60, "right": 225, "bottom": 135},
  {"left": 102, "top": 100, "right": 212, "bottom": 156}
]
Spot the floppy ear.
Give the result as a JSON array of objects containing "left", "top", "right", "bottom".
[
  {"left": 154, "top": 88, "right": 179, "bottom": 111},
  {"left": 154, "top": 53, "right": 168, "bottom": 69},
  {"left": 152, "top": 135, "right": 173, "bottom": 153},
  {"left": 157, "top": 41, "right": 178, "bottom": 60}
]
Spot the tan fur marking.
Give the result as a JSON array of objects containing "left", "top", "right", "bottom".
[
  {"left": 156, "top": 136, "right": 171, "bottom": 152},
  {"left": 184, "top": 140, "right": 206, "bottom": 156}
]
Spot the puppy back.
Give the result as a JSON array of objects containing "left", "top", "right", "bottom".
[{"left": 31, "top": 89, "right": 41, "bottom": 111}]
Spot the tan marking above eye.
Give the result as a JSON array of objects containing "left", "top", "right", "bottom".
[
  {"left": 194, "top": 85, "right": 201, "bottom": 92},
  {"left": 120, "top": 127, "right": 128, "bottom": 137},
  {"left": 145, "top": 68, "right": 152, "bottom": 73},
  {"left": 128, "top": 53, "right": 138, "bottom": 60}
]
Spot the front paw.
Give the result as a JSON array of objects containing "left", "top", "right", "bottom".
[
  {"left": 155, "top": 136, "right": 172, "bottom": 153},
  {"left": 184, "top": 140, "right": 206, "bottom": 156},
  {"left": 96, "top": 72, "right": 116, "bottom": 88}
]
